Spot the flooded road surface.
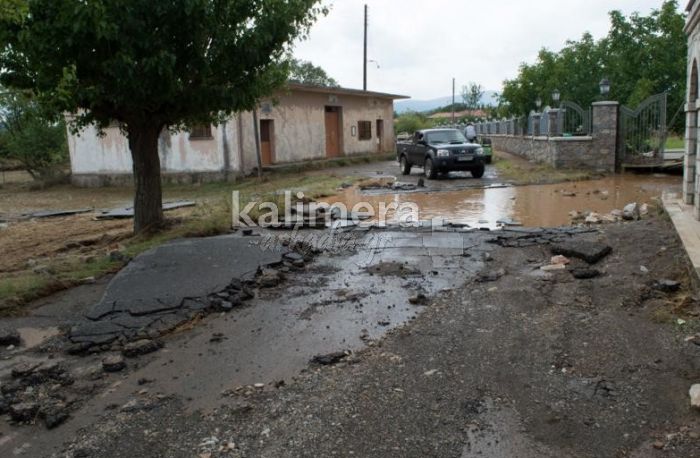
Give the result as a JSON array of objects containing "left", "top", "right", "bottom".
[{"left": 327, "top": 173, "right": 681, "bottom": 228}]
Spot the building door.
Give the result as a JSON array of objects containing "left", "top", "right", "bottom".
[
  {"left": 325, "top": 106, "right": 342, "bottom": 157},
  {"left": 376, "top": 119, "right": 384, "bottom": 153},
  {"left": 260, "top": 120, "right": 274, "bottom": 166}
]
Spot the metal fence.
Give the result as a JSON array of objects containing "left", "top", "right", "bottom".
[{"left": 473, "top": 101, "right": 593, "bottom": 138}]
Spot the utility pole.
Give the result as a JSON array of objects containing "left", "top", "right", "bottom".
[
  {"left": 451, "top": 78, "right": 456, "bottom": 125},
  {"left": 363, "top": 4, "right": 368, "bottom": 91}
]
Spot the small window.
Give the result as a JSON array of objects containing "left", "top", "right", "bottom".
[
  {"left": 190, "top": 124, "right": 212, "bottom": 139},
  {"left": 358, "top": 121, "right": 372, "bottom": 140}
]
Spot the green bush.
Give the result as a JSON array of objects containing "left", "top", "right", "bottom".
[{"left": 0, "top": 89, "right": 68, "bottom": 181}]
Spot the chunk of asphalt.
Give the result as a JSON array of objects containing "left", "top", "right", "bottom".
[
  {"left": 570, "top": 268, "right": 601, "bottom": 280},
  {"left": 310, "top": 351, "right": 350, "bottom": 366},
  {"left": 122, "top": 339, "right": 163, "bottom": 358},
  {"left": 551, "top": 241, "right": 612, "bottom": 264}
]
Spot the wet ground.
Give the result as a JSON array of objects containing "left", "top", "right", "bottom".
[
  {"left": 41, "top": 218, "right": 700, "bottom": 458},
  {"left": 0, "top": 156, "right": 694, "bottom": 457},
  {"left": 329, "top": 174, "right": 679, "bottom": 228}
]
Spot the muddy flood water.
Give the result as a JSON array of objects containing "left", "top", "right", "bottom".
[{"left": 327, "top": 173, "right": 682, "bottom": 228}]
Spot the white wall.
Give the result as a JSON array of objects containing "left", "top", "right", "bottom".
[{"left": 67, "top": 88, "right": 398, "bottom": 180}]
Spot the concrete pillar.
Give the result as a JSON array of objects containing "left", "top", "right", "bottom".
[
  {"left": 685, "top": 101, "right": 697, "bottom": 205},
  {"left": 548, "top": 109, "right": 561, "bottom": 137},
  {"left": 532, "top": 114, "right": 541, "bottom": 136},
  {"left": 591, "top": 101, "right": 619, "bottom": 173}
]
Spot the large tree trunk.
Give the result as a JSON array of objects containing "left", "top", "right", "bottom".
[{"left": 127, "top": 123, "right": 164, "bottom": 233}]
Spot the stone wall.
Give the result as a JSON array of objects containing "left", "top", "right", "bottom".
[{"left": 482, "top": 101, "right": 618, "bottom": 173}]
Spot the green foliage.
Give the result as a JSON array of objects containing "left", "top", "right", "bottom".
[
  {"left": 394, "top": 112, "right": 432, "bottom": 134},
  {"left": 461, "top": 83, "right": 484, "bottom": 110},
  {"left": 500, "top": 1, "right": 686, "bottom": 132},
  {"left": 289, "top": 59, "right": 339, "bottom": 87},
  {"left": 0, "top": 88, "right": 68, "bottom": 181},
  {"left": 0, "top": 0, "right": 327, "bottom": 131}
]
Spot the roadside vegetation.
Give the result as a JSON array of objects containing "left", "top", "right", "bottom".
[{"left": 0, "top": 168, "right": 362, "bottom": 315}]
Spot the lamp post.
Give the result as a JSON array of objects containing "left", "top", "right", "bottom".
[
  {"left": 535, "top": 97, "right": 542, "bottom": 110},
  {"left": 551, "top": 89, "right": 560, "bottom": 108},
  {"left": 599, "top": 78, "right": 611, "bottom": 98}
]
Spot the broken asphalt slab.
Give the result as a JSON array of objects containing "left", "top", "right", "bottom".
[
  {"left": 550, "top": 240, "right": 612, "bottom": 264},
  {"left": 69, "top": 234, "right": 288, "bottom": 346},
  {"left": 21, "top": 208, "right": 93, "bottom": 219},
  {"left": 95, "top": 200, "right": 196, "bottom": 220}
]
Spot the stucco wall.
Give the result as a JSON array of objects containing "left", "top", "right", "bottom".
[
  {"left": 68, "top": 122, "right": 237, "bottom": 177},
  {"left": 67, "top": 88, "right": 397, "bottom": 185}
]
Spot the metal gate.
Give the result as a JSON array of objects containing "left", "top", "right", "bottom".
[
  {"left": 557, "top": 101, "right": 591, "bottom": 136},
  {"left": 618, "top": 92, "right": 667, "bottom": 167}
]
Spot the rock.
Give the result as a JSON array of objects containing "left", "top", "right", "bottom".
[
  {"left": 311, "top": 351, "right": 350, "bottom": 366},
  {"left": 11, "top": 362, "right": 41, "bottom": 378},
  {"left": 584, "top": 213, "right": 601, "bottom": 224},
  {"left": 0, "top": 329, "right": 21, "bottom": 346},
  {"left": 40, "top": 403, "right": 69, "bottom": 429},
  {"left": 257, "top": 268, "right": 283, "bottom": 288},
  {"left": 622, "top": 203, "right": 640, "bottom": 221},
  {"left": 9, "top": 402, "right": 39, "bottom": 422},
  {"left": 66, "top": 342, "right": 93, "bottom": 355},
  {"left": 640, "top": 203, "right": 649, "bottom": 216},
  {"left": 122, "top": 339, "right": 163, "bottom": 357},
  {"left": 690, "top": 384, "right": 700, "bottom": 409},
  {"left": 551, "top": 241, "right": 612, "bottom": 264},
  {"left": 409, "top": 293, "right": 429, "bottom": 305},
  {"left": 283, "top": 252, "right": 304, "bottom": 263},
  {"left": 550, "top": 255, "right": 570, "bottom": 265},
  {"left": 102, "top": 354, "right": 126, "bottom": 373},
  {"left": 571, "top": 268, "right": 601, "bottom": 279},
  {"left": 417, "top": 178, "right": 425, "bottom": 188},
  {"left": 541, "top": 264, "right": 567, "bottom": 272},
  {"left": 653, "top": 279, "right": 681, "bottom": 293},
  {"left": 477, "top": 268, "right": 505, "bottom": 282},
  {"left": 561, "top": 191, "right": 576, "bottom": 197}
]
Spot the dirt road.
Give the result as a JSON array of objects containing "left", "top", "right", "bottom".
[{"left": 0, "top": 216, "right": 696, "bottom": 457}]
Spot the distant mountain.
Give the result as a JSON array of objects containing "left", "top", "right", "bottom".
[{"left": 395, "top": 91, "right": 499, "bottom": 114}]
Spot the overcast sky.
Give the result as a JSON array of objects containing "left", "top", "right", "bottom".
[{"left": 293, "top": 0, "right": 683, "bottom": 100}]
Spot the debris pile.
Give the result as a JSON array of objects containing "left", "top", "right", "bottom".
[{"left": 0, "top": 362, "right": 74, "bottom": 429}]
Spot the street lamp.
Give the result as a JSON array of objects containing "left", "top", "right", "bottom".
[
  {"left": 535, "top": 97, "right": 542, "bottom": 110},
  {"left": 599, "top": 78, "right": 611, "bottom": 97},
  {"left": 551, "top": 89, "right": 560, "bottom": 107}
]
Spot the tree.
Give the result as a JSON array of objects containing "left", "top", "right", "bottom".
[
  {"left": 499, "top": 0, "right": 686, "bottom": 133},
  {"left": 461, "top": 83, "right": 484, "bottom": 110},
  {"left": 0, "top": 0, "right": 326, "bottom": 233},
  {"left": 289, "top": 59, "right": 339, "bottom": 87},
  {"left": 0, "top": 87, "right": 68, "bottom": 180},
  {"left": 394, "top": 112, "right": 431, "bottom": 134}
]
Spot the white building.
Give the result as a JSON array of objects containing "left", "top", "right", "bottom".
[{"left": 68, "top": 83, "right": 407, "bottom": 186}]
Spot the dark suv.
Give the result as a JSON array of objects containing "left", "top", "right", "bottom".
[{"left": 396, "top": 129, "right": 486, "bottom": 179}]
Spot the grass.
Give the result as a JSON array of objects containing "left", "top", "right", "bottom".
[
  {"left": 0, "top": 171, "right": 356, "bottom": 314},
  {"left": 665, "top": 135, "right": 684, "bottom": 150},
  {"left": 493, "top": 151, "right": 602, "bottom": 185}
]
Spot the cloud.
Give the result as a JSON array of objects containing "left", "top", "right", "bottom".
[{"left": 293, "top": 0, "right": 679, "bottom": 99}]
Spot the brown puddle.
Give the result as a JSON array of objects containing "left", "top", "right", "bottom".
[{"left": 327, "top": 174, "right": 682, "bottom": 228}]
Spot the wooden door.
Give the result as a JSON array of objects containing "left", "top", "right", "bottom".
[
  {"left": 376, "top": 119, "right": 384, "bottom": 153},
  {"left": 260, "top": 120, "right": 273, "bottom": 166},
  {"left": 325, "top": 107, "right": 341, "bottom": 157}
]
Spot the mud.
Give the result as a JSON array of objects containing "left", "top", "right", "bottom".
[
  {"left": 46, "top": 217, "right": 700, "bottom": 458},
  {"left": 327, "top": 173, "right": 681, "bottom": 228}
]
